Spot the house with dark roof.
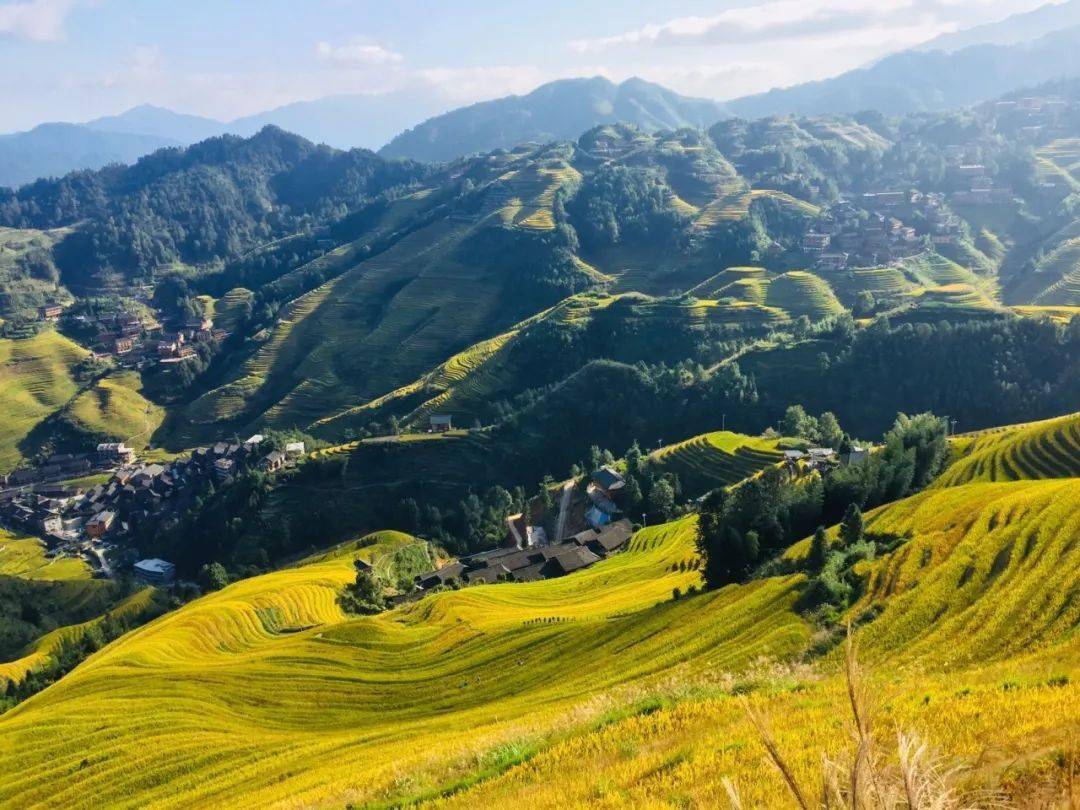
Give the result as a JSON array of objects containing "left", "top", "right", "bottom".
[
  {"left": 591, "top": 465, "right": 625, "bottom": 497},
  {"left": 547, "top": 546, "right": 601, "bottom": 575},
  {"left": 416, "top": 562, "right": 466, "bottom": 590},
  {"left": 588, "top": 520, "right": 633, "bottom": 556},
  {"left": 260, "top": 451, "right": 286, "bottom": 472},
  {"left": 464, "top": 564, "right": 511, "bottom": 584}
]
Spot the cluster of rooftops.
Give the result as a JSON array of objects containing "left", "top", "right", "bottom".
[{"left": 414, "top": 519, "right": 633, "bottom": 590}]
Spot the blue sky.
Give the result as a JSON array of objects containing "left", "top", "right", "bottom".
[{"left": 0, "top": 0, "right": 1056, "bottom": 130}]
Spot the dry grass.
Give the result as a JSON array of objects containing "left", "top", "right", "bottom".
[{"left": 732, "top": 633, "right": 1000, "bottom": 810}]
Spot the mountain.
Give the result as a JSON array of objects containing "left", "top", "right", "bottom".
[
  {"left": 0, "top": 93, "right": 443, "bottom": 189},
  {"left": 726, "top": 25, "right": 1080, "bottom": 118},
  {"left": 84, "top": 104, "right": 225, "bottom": 143},
  {"left": 228, "top": 91, "right": 451, "bottom": 151},
  {"left": 915, "top": 0, "right": 1080, "bottom": 53},
  {"left": 0, "top": 123, "right": 180, "bottom": 188},
  {"left": 378, "top": 76, "right": 728, "bottom": 163}
]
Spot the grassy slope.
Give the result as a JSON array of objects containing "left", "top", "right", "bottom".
[
  {"left": 0, "top": 528, "right": 90, "bottom": 581},
  {"left": 0, "top": 227, "right": 71, "bottom": 318},
  {"left": 0, "top": 587, "right": 155, "bottom": 687},
  {"left": 0, "top": 330, "right": 88, "bottom": 473},
  {"left": 5, "top": 464, "right": 1080, "bottom": 805},
  {"left": 65, "top": 371, "right": 164, "bottom": 450},
  {"left": 182, "top": 159, "right": 585, "bottom": 439},
  {"left": 0, "top": 519, "right": 807, "bottom": 807}
]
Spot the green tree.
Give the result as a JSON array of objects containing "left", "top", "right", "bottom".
[
  {"left": 839, "top": 503, "right": 864, "bottom": 547},
  {"left": 647, "top": 478, "right": 675, "bottom": 523},
  {"left": 817, "top": 411, "right": 844, "bottom": 450},
  {"left": 807, "top": 526, "right": 829, "bottom": 571},
  {"left": 341, "top": 562, "right": 386, "bottom": 614},
  {"left": 197, "top": 562, "right": 229, "bottom": 592},
  {"left": 779, "top": 405, "right": 820, "bottom": 442}
]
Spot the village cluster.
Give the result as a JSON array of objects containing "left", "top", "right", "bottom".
[
  {"left": 37, "top": 302, "right": 225, "bottom": 368},
  {"left": 0, "top": 436, "right": 304, "bottom": 585},
  {"left": 409, "top": 464, "right": 638, "bottom": 594}
]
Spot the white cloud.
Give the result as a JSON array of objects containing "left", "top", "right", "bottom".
[
  {"left": 315, "top": 37, "right": 404, "bottom": 67},
  {"left": 565, "top": 0, "right": 1045, "bottom": 53},
  {"left": 0, "top": 0, "right": 83, "bottom": 42}
]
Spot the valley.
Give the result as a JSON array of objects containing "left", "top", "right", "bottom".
[{"left": 1, "top": 20, "right": 1080, "bottom": 806}]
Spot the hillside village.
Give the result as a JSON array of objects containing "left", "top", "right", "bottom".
[{"left": 0, "top": 435, "right": 304, "bottom": 583}]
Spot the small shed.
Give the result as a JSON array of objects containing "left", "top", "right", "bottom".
[{"left": 430, "top": 414, "right": 453, "bottom": 432}]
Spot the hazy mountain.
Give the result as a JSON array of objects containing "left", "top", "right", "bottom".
[
  {"left": 228, "top": 91, "right": 451, "bottom": 151},
  {"left": 378, "top": 76, "right": 728, "bottom": 163},
  {"left": 915, "top": 0, "right": 1080, "bottom": 53},
  {"left": 85, "top": 104, "right": 225, "bottom": 143},
  {"left": 0, "top": 123, "right": 180, "bottom": 188},
  {"left": 726, "top": 25, "right": 1080, "bottom": 118}
]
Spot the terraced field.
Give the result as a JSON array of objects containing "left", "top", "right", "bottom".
[
  {"left": 1031, "top": 237, "right": 1080, "bottom": 306},
  {"left": 185, "top": 210, "right": 534, "bottom": 435},
  {"left": 0, "top": 587, "right": 155, "bottom": 687},
  {"left": 935, "top": 411, "right": 1080, "bottom": 487},
  {"left": 0, "top": 528, "right": 90, "bottom": 581},
  {"left": 648, "top": 430, "right": 785, "bottom": 497},
  {"left": 0, "top": 330, "right": 88, "bottom": 473},
  {"left": 692, "top": 182, "right": 751, "bottom": 229},
  {"left": 903, "top": 282, "right": 1001, "bottom": 316},
  {"left": 829, "top": 265, "right": 917, "bottom": 302},
  {"left": 763, "top": 270, "right": 844, "bottom": 319},
  {"left": 898, "top": 251, "right": 984, "bottom": 288},
  {"left": 212, "top": 287, "right": 255, "bottom": 332},
  {"left": 463, "top": 479, "right": 1080, "bottom": 807},
  {"left": 0, "top": 519, "right": 810, "bottom": 807},
  {"left": 1011, "top": 304, "right": 1080, "bottom": 323},
  {"left": 493, "top": 162, "right": 581, "bottom": 231},
  {"left": 687, "top": 266, "right": 767, "bottom": 298},
  {"left": 749, "top": 188, "right": 821, "bottom": 217},
  {"left": 1036, "top": 138, "right": 1080, "bottom": 190},
  {"left": 5, "top": 465, "right": 1080, "bottom": 805},
  {"left": 65, "top": 371, "right": 164, "bottom": 449}
]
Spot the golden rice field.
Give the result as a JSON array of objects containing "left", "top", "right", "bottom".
[
  {"left": 935, "top": 411, "right": 1080, "bottom": 487},
  {"left": 692, "top": 183, "right": 751, "bottom": 230},
  {"left": 1036, "top": 138, "right": 1080, "bottom": 189},
  {"left": 1032, "top": 237, "right": 1080, "bottom": 306},
  {"left": 0, "top": 329, "right": 88, "bottom": 473},
  {"left": 1011, "top": 304, "right": 1080, "bottom": 323},
  {"left": 749, "top": 188, "right": 821, "bottom": 217},
  {"left": 0, "top": 528, "right": 90, "bottom": 581},
  {"left": 66, "top": 371, "right": 164, "bottom": 450},
  {"left": 0, "top": 520, "right": 811, "bottom": 807},
  {"left": 905, "top": 282, "right": 1000, "bottom": 313},
  {"left": 648, "top": 430, "right": 784, "bottom": 497},
  {"left": 5, "top": 468, "right": 1080, "bottom": 806},
  {"left": 212, "top": 287, "right": 255, "bottom": 332},
  {"left": 763, "top": 270, "right": 845, "bottom": 320},
  {"left": 0, "top": 587, "right": 154, "bottom": 687}
]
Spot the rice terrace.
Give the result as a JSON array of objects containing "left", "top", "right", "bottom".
[{"left": 2, "top": 1, "right": 1080, "bottom": 808}]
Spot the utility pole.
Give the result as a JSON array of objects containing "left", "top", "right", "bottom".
[{"left": 722, "top": 413, "right": 726, "bottom": 432}]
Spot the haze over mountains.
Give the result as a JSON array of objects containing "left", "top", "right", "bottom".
[{"left": 4, "top": 0, "right": 1080, "bottom": 188}]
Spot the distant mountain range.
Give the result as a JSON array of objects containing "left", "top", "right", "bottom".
[
  {"left": 378, "top": 77, "right": 726, "bottom": 163},
  {"left": 726, "top": 24, "right": 1080, "bottom": 120},
  {"left": 5, "top": 1, "right": 1080, "bottom": 186},
  {"left": 914, "top": 0, "right": 1080, "bottom": 53},
  {"left": 0, "top": 123, "right": 182, "bottom": 189}
]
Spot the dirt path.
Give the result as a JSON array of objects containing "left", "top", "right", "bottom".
[{"left": 553, "top": 480, "right": 574, "bottom": 542}]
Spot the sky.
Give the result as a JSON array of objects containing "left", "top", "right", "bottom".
[{"left": 0, "top": 0, "right": 1061, "bottom": 131}]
